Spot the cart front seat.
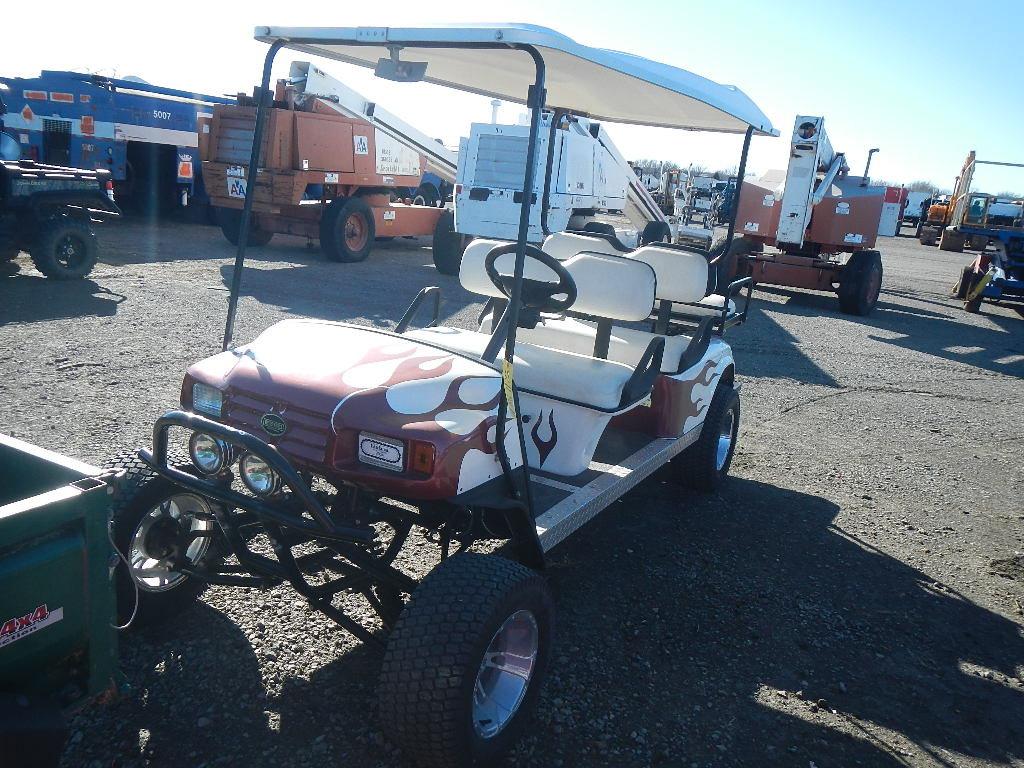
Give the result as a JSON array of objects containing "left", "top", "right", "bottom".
[
  {"left": 405, "top": 240, "right": 660, "bottom": 411},
  {"left": 482, "top": 243, "right": 710, "bottom": 374}
]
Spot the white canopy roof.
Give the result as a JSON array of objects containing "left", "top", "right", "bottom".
[{"left": 254, "top": 24, "right": 776, "bottom": 136}]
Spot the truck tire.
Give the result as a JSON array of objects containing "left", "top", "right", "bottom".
[
  {"left": 29, "top": 218, "right": 99, "bottom": 280},
  {"left": 378, "top": 553, "right": 553, "bottom": 768},
  {"left": 640, "top": 220, "right": 672, "bottom": 245},
  {"left": 320, "top": 197, "right": 375, "bottom": 262},
  {"left": 837, "top": 249, "right": 883, "bottom": 315},
  {"left": 672, "top": 383, "right": 739, "bottom": 491},
  {"left": 216, "top": 207, "right": 274, "bottom": 247},
  {"left": 105, "top": 451, "right": 224, "bottom": 628},
  {"left": 938, "top": 229, "right": 965, "bottom": 252},
  {"left": 432, "top": 210, "right": 469, "bottom": 275}
]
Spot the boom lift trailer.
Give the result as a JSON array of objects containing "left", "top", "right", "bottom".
[
  {"left": 201, "top": 61, "right": 457, "bottom": 263},
  {"left": 734, "top": 115, "right": 886, "bottom": 315}
]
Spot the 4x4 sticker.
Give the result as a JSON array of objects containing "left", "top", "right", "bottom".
[{"left": 0, "top": 605, "right": 63, "bottom": 650}]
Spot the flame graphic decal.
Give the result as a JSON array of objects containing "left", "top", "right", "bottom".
[{"left": 530, "top": 409, "right": 558, "bottom": 466}]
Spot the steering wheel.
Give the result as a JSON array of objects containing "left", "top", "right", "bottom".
[{"left": 484, "top": 243, "right": 577, "bottom": 313}]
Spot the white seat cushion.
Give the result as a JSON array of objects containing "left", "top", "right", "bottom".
[
  {"left": 672, "top": 294, "right": 736, "bottom": 317},
  {"left": 542, "top": 231, "right": 631, "bottom": 260},
  {"left": 481, "top": 315, "right": 689, "bottom": 373},
  {"left": 627, "top": 244, "right": 709, "bottom": 304},
  {"left": 406, "top": 326, "right": 637, "bottom": 410},
  {"left": 460, "top": 240, "right": 656, "bottom": 322}
]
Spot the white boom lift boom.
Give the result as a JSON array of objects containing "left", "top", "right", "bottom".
[
  {"left": 288, "top": 61, "right": 458, "bottom": 186},
  {"left": 775, "top": 115, "right": 847, "bottom": 248},
  {"left": 454, "top": 111, "right": 665, "bottom": 244}
]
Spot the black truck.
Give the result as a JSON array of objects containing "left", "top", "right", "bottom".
[{"left": 1, "top": 97, "right": 120, "bottom": 279}]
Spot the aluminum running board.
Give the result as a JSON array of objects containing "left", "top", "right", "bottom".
[{"left": 533, "top": 427, "right": 700, "bottom": 552}]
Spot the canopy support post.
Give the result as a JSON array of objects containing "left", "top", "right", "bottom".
[
  {"left": 222, "top": 40, "right": 285, "bottom": 352},
  {"left": 490, "top": 45, "right": 546, "bottom": 556},
  {"left": 724, "top": 125, "right": 754, "bottom": 245}
]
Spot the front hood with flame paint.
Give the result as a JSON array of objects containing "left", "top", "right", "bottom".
[{"left": 185, "top": 320, "right": 515, "bottom": 498}]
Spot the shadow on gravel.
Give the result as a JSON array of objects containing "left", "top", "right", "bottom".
[
  {"left": 753, "top": 285, "right": 1024, "bottom": 378},
  {"left": 0, "top": 277, "right": 126, "bottom": 326},
  {"left": 731, "top": 303, "right": 841, "bottom": 388},
  {"left": 216, "top": 255, "right": 476, "bottom": 331},
  {"left": 537, "top": 477, "right": 1024, "bottom": 767}
]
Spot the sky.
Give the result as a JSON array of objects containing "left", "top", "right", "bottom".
[{"left": 4, "top": 0, "right": 1022, "bottom": 192}]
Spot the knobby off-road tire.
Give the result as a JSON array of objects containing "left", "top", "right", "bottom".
[
  {"left": 673, "top": 383, "right": 740, "bottom": 492},
  {"left": 432, "top": 209, "right": 470, "bottom": 275},
  {"left": 105, "top": 451, "right": 223, "bottom": 628},
  {"left": 320, "top": 196, "right": 375, "bottom": 263},
  {"left": 838, "top": 249, "right": 883, "bottom": 316},
  {"left": 30, "top": 218, "right": 98, "bottom": 279},
  {"left": 216, "top": 207, "right": 274, "bottom": 247},
  {"left": 378, "top": 553, "right": 554, "bottom": 768}
]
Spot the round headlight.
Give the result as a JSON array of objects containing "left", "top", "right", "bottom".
[
  {"left": 239, "top": 453, "right": 281, "bottom": 496},
  {"left": 189, "top": 432, "right": 233, "bottom": 475}
]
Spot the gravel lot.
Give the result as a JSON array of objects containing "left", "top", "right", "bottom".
[{"left": 2, "top": 217, "right": 1022, "bottom": 768}]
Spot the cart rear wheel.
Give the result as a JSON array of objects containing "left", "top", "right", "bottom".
[
  {"left": 432, "top": 210, "right": 470, "bottom": 275},
  {"left": 837, "top": 249, "right": 883, "bottom": 316},
  {"left": 105, "top": 452, "right": 223, "bottom": 628},
  {"left": 673, "top": 383, "right": 740, "bottom": 491},
  {"left": 30, "top": 218, "right": 98, "bottom": 279},
  {"left": 216, "top": 207, "right": 274, "bottom": 247},
  {"left": 320, "top": 197, "right": 375, "bottom": 262},
  {"left": 378, "top": 553, "right": 553, "bottom": 768}
]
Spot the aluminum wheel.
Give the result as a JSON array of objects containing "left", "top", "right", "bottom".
[
  {"left": 128, "top": 493, "right": 215, "bottom": 592},
  {"left": 716, "top": 409, "right": 735, "bottom": 471},
  {"left": 472, "top": 609, "right": 539, "bottom": 739}
]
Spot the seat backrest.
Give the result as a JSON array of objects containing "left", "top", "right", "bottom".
[
  {"left": 542, "top": 231, "right": 631, "bottom": 261},
  {"left": 460, "top": 239, "right": 655, "bottom": 322},
  {"left": 627, "top": 244, "right": 709, "bottom": 304}
]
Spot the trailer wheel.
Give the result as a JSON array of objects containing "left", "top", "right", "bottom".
[
  {"left": 837, "top": 249, "right": 883, "bottom": 316},
  {"left": 672, "top": 383, "right": 740, "bottom": 491},
  {"left": 378, "top": 553, "right": 553, "bottom": 768},
  {"left": 640, "top": 220, "right": 672, "bottom": 245},
  {"left": 29, "top": 218, "right": 98, "bottom": 280},
  {"left": 321, "top": 197, "right": 375, "bottom": 262},
  {"left": 432, "top": 210, "right": 470, "bottom": 275},
  {"left": 105, "top": 452, "right": 223, "bottom": 628},
  {"left": 216, "top": 207, "right": 274, "bottom": 247}
]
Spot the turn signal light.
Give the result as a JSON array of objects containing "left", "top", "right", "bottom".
[{"left": 410, "top": 440, "right": 436, "bottom": 475}]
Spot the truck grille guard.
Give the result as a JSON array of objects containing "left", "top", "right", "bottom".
[{"left": 139, "top": 411, "right": 418, "bottom": 644}]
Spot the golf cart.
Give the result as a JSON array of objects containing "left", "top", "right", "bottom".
[{"left": 110, "top": 24, "right": 774, "bottom": 767}]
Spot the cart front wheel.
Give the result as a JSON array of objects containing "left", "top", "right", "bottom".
[{"left": 378, "top": 553, "right": 553, "bottom": 768}]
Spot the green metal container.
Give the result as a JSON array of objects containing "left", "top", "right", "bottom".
[{"left": 0, "top": 433, "right": 118, "bottom": 709}]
